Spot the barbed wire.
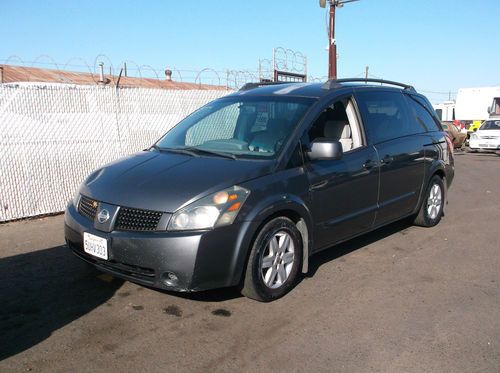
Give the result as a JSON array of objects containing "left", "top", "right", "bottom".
[
  {"left": 258, "top": 59, "right": 273, "bottom": 81},
  {"left": 308, "top": 76, "right": 328, "bottom": 82},
  {"left": 273, "top": 47, "right": 307, "bottom": 75},
  {"left": 0, "top": 54, "right": 268, "bottom": 89},
  {"left": 1, "top": 54, "right": 463, "bottom": 96},
  {"left": 194, "top": 68, "right": 221, "bottom": 87},
  {"left": 62, "top": 57, "right": 97, "bottom": 84}
]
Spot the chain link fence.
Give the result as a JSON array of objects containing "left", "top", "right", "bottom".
[{"left": 0, "top": 84, "right": 231, "bottom": 222}]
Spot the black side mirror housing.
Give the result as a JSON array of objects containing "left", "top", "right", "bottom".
[{"left": 307, "top": 139, "right": 343, "bottom": 161}]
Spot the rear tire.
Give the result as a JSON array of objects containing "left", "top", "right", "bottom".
[
  {"left": 241, "top": 217, "right": 302, "bottom": 302},
  {"left": 414, "top": 175, "right": 445, "bottom": 227}
]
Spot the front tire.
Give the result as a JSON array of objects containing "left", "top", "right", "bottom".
[
  {"left": 414, "top": 175, "right": 445, "bottom": 227},
  {"left": 241, "top": 217, "right": 302, "bottom": 302}
]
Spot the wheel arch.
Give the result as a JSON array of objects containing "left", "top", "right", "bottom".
[
  {"left": 229, "top": 197, "right": 313, "bottom": 287},
  {"left": 431, "top": 169, "right": 447, "bottom": 216},
  {"left": 414, "top": 162, "right": 448, "bottom": 217}
]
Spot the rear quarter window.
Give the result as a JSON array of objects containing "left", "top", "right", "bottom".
[{"left": 405, "top": 94, "right": 442, "bottom": 132}]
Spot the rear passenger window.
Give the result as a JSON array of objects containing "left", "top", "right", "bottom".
[
  {"left": 405, "top": 95, "right": 442, "bottom": 132},
  {"left": 355, "top": 91, "right": 424, "bottom": 144}
]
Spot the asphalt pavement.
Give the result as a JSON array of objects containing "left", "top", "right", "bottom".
[{"left": 0, "top": 151, "right": 499, "bottom": 372}]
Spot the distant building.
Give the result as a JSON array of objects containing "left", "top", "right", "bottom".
[{"left": 0, "top": 64, "right": 226, "bottom": 90}]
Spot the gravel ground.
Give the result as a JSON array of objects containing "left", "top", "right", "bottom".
[{"left": 0, "top": 151, "right": 499, "bottom": 372}]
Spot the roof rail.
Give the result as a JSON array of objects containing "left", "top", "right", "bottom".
[
  {"left": 239, "top": 81, "right": 292, "bottom": 91},
  {"left": 322, "top": 78, "right": 415, "bottom": 92}
]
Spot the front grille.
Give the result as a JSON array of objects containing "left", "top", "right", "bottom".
[
  {"left": 78, "top": 195, "right": 98, "bottom": 221},
  {"left": 115, "top": 207, "right": 162, "bottom": 231}
]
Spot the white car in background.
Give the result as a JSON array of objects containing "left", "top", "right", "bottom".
[{"left": 468, "top": 119, "right": 500, "bottom": 151}]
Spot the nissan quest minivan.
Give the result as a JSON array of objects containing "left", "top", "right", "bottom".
[{"left": 65, "top": 79, "right": 454, "bottom": 302}]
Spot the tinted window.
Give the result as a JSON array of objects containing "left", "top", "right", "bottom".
[
  {"left": 406, "top": 94, "right": 441, "bottom": 132},
  {"left": 355, "top": 90, "right": 420, "bottom": 144}
]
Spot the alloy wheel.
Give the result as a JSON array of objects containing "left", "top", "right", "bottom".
[
  {"left": 427, "top": 184, "right": 442, "bottom": 219},
  {"left": 260, "top": 231, "right": 295, "bottom": 289}
]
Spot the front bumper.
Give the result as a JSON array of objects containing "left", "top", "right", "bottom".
[
  {"left": 64, "top": 203, "right": 253, "bottom": 292},
  {"left": 469, "top": 138, "right": 500, "bottom": 151}
]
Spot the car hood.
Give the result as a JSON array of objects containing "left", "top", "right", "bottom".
[
  {"left": 80, "top": 151, "right": 274, "bottom": 212},
  {"left": 476, "top": 129, "right": 500, "bottom": 137}
]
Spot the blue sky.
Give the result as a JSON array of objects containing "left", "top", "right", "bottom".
[{"left": 1, "top": 0, "right": 499, "bottom": 103}]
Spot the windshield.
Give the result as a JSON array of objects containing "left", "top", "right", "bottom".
[
  {"left": 154, "top": 96, "right": 314, "bottom": 159},
  {"left": 479, "top": 120, "right": 500, "bottom": 130}
]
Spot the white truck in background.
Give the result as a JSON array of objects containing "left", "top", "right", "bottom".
[
  {"left": 489, "top": 96, "right": 500, "bottom": 119},
  {"left": 455, "top": 86, "right": 500, "bottom": 122},
  {"left": 434, "top": 86, "right": 500, "bottom": 134},
  {"left": 433, "top": 101, "right": 455, "bottom": 122}
]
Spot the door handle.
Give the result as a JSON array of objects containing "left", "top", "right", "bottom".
[
  {"left": 309, "top": 180, "right": 328, "bottom": 191},
  {"left": 363, "top": 160, "right": 376, "bottom": 169},
  {"left": 381, "top": 155, "right": 394, "bottom": 164}
]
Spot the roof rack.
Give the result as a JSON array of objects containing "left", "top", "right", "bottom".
[
  {"left": 322, "top": 78, "right": 415, "bottom": 92},
  {"left": 239, "top": 81, "right": 293, "bottom": 91}
]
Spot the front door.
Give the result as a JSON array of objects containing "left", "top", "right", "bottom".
[
  {"left": 303, "top": 96, "right": 379, "bottom": 251},
  {"left": 306, "top": 146, "right": 379, "bottom": 250}
]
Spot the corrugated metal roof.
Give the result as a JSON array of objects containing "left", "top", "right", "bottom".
[{"left": 0, "top": 64, "right": 227, "bottom": 90}]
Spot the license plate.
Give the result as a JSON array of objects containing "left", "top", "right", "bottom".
[
  {"left": 83, "top": 232, "right": 108, "bottom": 260},
  {"left": 479, "top": 141, "right": 499, "bottom": 148}
]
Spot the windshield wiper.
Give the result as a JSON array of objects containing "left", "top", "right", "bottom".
[
  {"left": 149, "top": 144, "right": 162, "bottom": 152},
  {"left": 152, "top": 146, "right": 237, "bottom": 160},
  {"left": 183, "top": 147, "right": 237, "bottom": 160},
  {"left": 162, "top": 147, "right": 200, "bottom": 157}
]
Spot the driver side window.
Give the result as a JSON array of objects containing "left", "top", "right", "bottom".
[{"left": 307, "top": 98, "right": 363, "bottom": 153}]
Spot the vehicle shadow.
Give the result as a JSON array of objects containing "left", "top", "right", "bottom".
[
  {"left": 159, "top": 286, "right": 243, "bottom": 302},
  {"left": 458, "top": 150, "right": 500, "bottom": 157},
  {"left": 306, "top": 218, "right": 414, "bottom": 278},
  {"left": 0, "top": 245, "right": 123, "bottom": 360}
]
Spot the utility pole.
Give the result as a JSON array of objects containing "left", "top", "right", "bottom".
[
  {"left": 328, "top": 3, "right": 337, "bottom": 79},
  {"left": 320, "top": 0, "right": 360, "bottom": 80}
]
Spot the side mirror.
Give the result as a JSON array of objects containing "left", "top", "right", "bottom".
[{"left": 307, "top": 139, "right": 343, "bottom": 161}]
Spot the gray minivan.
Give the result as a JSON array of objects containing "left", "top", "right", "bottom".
[{"left": 65, "top": 79, "right": 454, "bottom": 301}]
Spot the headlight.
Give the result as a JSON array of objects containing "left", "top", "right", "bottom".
[
  {"left": 470, "top": 133, "right": 478, "bottom": 140},
  {"left": 168, "top": 186, "right": 250, "bottom": 231}
]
